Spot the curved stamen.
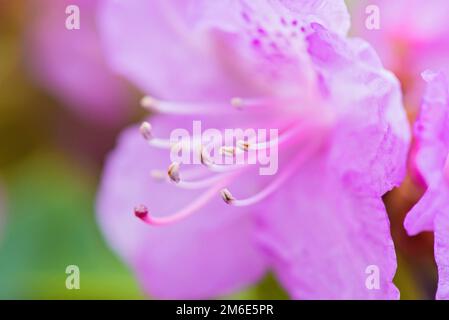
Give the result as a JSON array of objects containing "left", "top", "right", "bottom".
[
  {"left": 219, "top": 146, "right": 237, "bottom": 157},
  {"left": 140, "top": 122, "right": 179, "bottom": 149},
  {"left": 221, "top": 141, "right": 319, "bottom": 207},
  {"left": 167, "top": 162, "right": 181, "bottom": 183},
  {"left": 230, "top": 96, "right": 283, "bottom": 110},
  {"left": 134, "top": 176, "right": 234, "bottom": 226},
  {"left": 236, "top": 122, "right": 310, "bottom": 152},
  {"left": 151, "top": 166, "right": 228, "bottom": 189},
  {"left": 176, "top": 173, "right": 231, "bottom": 190},
  {"left": 150, "top": 170, "right": 167, "bottom": 182},
  {"left": 141, "top": 96, "right": 234, "bottom": 115}
]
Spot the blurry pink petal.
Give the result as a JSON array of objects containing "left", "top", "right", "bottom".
[
  {"left": 413, "top": 71, "right": 449, "bottom": 186},
  {"left": 98, "top": 0, "right": 249, "bottom": 100},
  {"left": 352, "top": 0, "right": 449, "bottom": 107},
  {"left": 27, "top": 0, "right": 130, "bottom": 124},
  {"left": 405, "top": 71, "right": 449, "bottom": 299},
  {"left": 97, "top": 0, "right": 411, "bottom": 299},
  {"left": 97, "top": 117, "right": 268, "bottom": 299},
  {"left": 306, "top": 23, "right": 410, "bottom": 196},
  {"left": 256, "top": 158, "right": 399, "bottom": 299},
  {"left": 98, "top": 0, "right": 350, "bottom": 99},
  {"left": 435, "top": 206, "right": 449, "bottom": 299}
]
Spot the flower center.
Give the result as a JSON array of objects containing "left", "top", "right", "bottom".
[{"left": 134, "top": 95, "right": 332, "bottom": 226}]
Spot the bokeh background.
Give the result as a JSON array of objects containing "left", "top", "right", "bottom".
[{"left": 0, "top": 0, "right": 438, "bottom": 299}]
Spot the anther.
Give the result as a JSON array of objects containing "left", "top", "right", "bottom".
[
  {"left": 220, "top": 146, "right": 237, "bottom": 157},
  {"left": 134, "top": 205, "right": 149, "bottom": 219},
  {"left": 140, "top": 122, "right": 153, "bottom": 141},
  {"left": 220, "top": 188, "right": 235, "bottom": 204},
  {"left": 231, "top": 97, "right": 244, "bottom": 109},
  {"left": 168, "top": 162, "right": 181, "bottom": 183},
  {"left": 140, "top": 96, "right": 157, "bottom": 109},
  {"left": 236, "top": 140, "right": 250, "bottom": 151}
]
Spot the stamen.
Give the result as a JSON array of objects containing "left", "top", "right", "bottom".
[
  {"left": 134, "top": 177, "right": 233, "bottom": 226},
  {"left": 230, "top": 97, "right": 244, "bottom": 109},
  {"left": 139, "top": 122, "right": 174, "bottom": 149},
  {"left": 150, "top": 170, "right": 167, "bottom": 182},
  {"left": 134, "top": 205, "right": 149, "bottom": 219},
  {"left": 176, "top": 174, "right": 230, "bottom": 190},
  {"left": 230, "top": 96, "right": 278, "bottom": 110},
  {"left": 236, "top": 122, "right": 315, "bottom": 152},
  {"left": 220, "top": 188, "right": 235, "bottom": 204},
  {"left": 219, "top": 146, "right": 237, "bottom": 157},
  {"left": 221, "top": 142, "right": 319, "bottom": 207},
  {"left": 236, "top": 140, "right": 249, "bottom": 151},
  {"left": 167, "top": 162, "right": 181, "bottom": 183},
  {"left": 140, "top": 122, "right": 153, "bottom": 140},
  {"left": 201, "top": 159, "right": 246, "bottom": 173},
  {"left": 141, "top": 96, "right": 234, "bottom": 115},
  {"left": 152, "top": 166, "right": 230, "bottom": 190}
]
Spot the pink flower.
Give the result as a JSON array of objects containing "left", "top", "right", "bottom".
[
  {"left": 96, "top": 0, "right": 410, "bottom": 299},
  {"left": 26, "top": 0, "right": 130, "bottom": 125},
  {"left": 352, "top": 0, "right": 449, "bottom": 108},
  {"left": 404, "top": 70, "right": 449, "bottom": 300}
]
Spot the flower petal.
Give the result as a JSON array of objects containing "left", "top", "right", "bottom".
[
  {"left": 96, "top": 116, "right": 268, "bottom": 298},
  {"left": 98, "top": 0, "right": 250, "bottom": 100},
  {"left": 99, "top": 0, "right": 350, "bottom": 99},
  {"left": 27, "top": 0, "right": 130, "bottom": 124},
  {"left": 435, "top": 205, "right": 449, "bottom": 299},
  {"left": 306, "top": 24, "right": 411, "bottom": 197},
  {"left": 413, "top": 71, "right": 449, "bottom": 187},
  {"left": 278, "top": 0, "right": 350, "bottom": 35},
  {"left": 255, "top": 157, "right": 399, "bottom": 299}
]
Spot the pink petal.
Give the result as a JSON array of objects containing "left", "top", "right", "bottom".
[
  {"left": 404, "top": 71, "right": 449, "bottom": 299},
  {"left": 352, "top": 1, "right": 449, "bottom": 107},
  {"left": 278, "top": 0, "right": 350, "bottom": 35},
  {"left": 255, "top": 157, "right": 399, "bottom": 299},
  {"left": 98, "top": 0, "right": 248, "bottom": 100},
  {"left": 435, "top": 205, "right": 449, "bottom": 299},
  {"left": 306, "top": 24, "right": 411, "bottom": 197},
  {"left": 404, "top": 183, "right": 446, "bottom": 236},
  {"left": 96, "top": 116, "right": 268, "bottom": 299},
  {"left": 413, "top": 71, "right": 449, "bottom": 187},
  {"left": 27, "top": 0, "right": 130, "bottom": 124},
  {"left": 98, "top": 0, "right": 350, "bottom": 99}
]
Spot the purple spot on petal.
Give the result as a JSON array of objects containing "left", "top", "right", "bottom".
[
  {"left": 241, "top": 11, "right": 251, "bottom": 23},
  {"left": 252, "top": 38, "right": 261, "bottom": 47},
  {"left": 257, "top": 27, "right": 267, "bottom": 36}
]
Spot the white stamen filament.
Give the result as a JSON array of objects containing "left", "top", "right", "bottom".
[
  {"left": 141, "top": 96, "right": 234, "bottom": 115},
  {"left": 140, "top": 122, "right": 179, "bottom": 149},
  {"left": 230, "top": 96, "right": 281, "bottom": 110},
  {"left": 135, "top": 175, "right": 236, "bottom": 226},
  {"left": 236, "top": 123, "right": 308, "bottom": 152},
  {"left": 221, "top": 141, "right": 319, "bottom": 207},
  {"left": 444, "top": 154, "right": 449, "bottom": 183}
]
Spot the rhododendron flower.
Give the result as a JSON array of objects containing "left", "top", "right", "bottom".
[
  {"left": 405, "top": 70, "right": 449, "bottom": 300},
  {"left": 27, "top": 0, "right": 130, "bottom": 124},
  {"left": 353, "top": 0, "right": 449, "bottom": 108},
  {"left": 96, "top": 0, "right": 410, "bottom": 299}
]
